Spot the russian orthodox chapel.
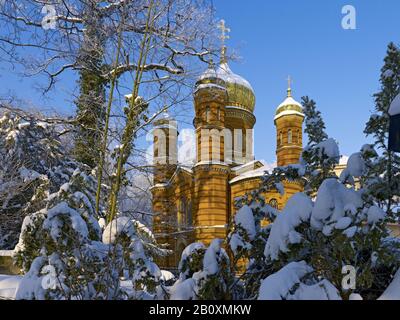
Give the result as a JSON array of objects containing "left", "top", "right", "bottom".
[{"left": 151, "top": 23, "right": 305, "bottom": 268}]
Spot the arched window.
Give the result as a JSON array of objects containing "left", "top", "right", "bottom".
[
  {"left": 186, "top": 201, "right": 193, "bottom": 226},
  {"left": 288, "top": 129, "right": 292, "bottom": 144},
  {"left": 205, "top": 106, "right": 210, "bottom": 122},
  {"left": 178, "top": 197, "right": 186, "bottom": 228},
  {"left": 269, "top": 198, "right": 278, "bottom": 209},
  {"left": 279, "top": 131, "right": 283, "bottom": 146}
]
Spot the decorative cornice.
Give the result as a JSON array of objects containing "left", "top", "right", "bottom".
[
  {"left": 225, "top": 107, "right": 256, "bottom": 126},
  {"left": 193, "top": 162, "right": 231, "bottom": 174},
  {"left": 276, "top": 145, "right": 303, "bottom": 151}
]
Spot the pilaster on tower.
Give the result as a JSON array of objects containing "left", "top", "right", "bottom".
[
  {"left": 194, "top": 62, "right": 228, "bottom": 164},
  {"left": 152, "top": 110, "right": 178, "bottom": 184},
  {"left": 151, "top": 110, "right": 178, "bottom": 268}
]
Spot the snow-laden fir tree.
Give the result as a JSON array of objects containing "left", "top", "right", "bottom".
[
  {"left": 14, "top": 169, "right": 165, "bottom": 300},
  {"left": 0, "top": 109, "right": 164, "bottom": 300},
  {"left": 168, "top": 242, "right": 206, "bottom": 300},
  {"left": 300, "top": 96, "right": 340, "bottom": 194},
  {"left": 0, "top": 110, "right": 76, "bottom": 249},
  {"left": 260, "top": 177, "right": 400, "bottom": 300},
  {"left": 102, "top": 216, "right": 166, "bottom": 299},
  {"left": 364, "top": 42, "right": 400, "bottom": 219},
  {"left": 13, "top": 168, "right": 119, "bottom": 299},
  {"left": 169, "top": 240, "right": 235, "bottom": 300},
  {"left": 227, "top": 177, "right": 282, "bottom": 299}
]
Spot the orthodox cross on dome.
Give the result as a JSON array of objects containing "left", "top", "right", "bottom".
[
  {"left": 217, "top": 19, "right": 230, "bottom": 63},
  {"left": 287, "top": 75, "right": 292, "bottom": 97}
]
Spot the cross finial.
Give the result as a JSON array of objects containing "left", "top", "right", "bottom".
[
  {"left": 218, "top": 19, "right": 230, "bottom": 43},
  {"left": 217, "top": 19, "right": 230, "bottom": 63},
  {"left": 287, "top": 75, "right": 292, "bottom": 97}
]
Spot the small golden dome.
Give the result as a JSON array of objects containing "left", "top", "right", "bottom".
[
  {"left": 274, "top": 81, "right": 304, "bottom": 120},
  {"left": 195, "top": 60, "right": 256, "bottom": 113}
]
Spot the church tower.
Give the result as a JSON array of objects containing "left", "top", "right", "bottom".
[
  {"left": 192, "top": 60, "right": 230, "bottom": 245},
  {"left": 275, "top": 78, "right": 304, "bottom": 167},
  {"left": 191, "top": 20, "right": 256, "bottom": 245},
  {"left": 151, "top": 111, "right": 178, "bottom": 267},
  {"left": 153, "top": 111, "right": 178, "bottom": 184}
]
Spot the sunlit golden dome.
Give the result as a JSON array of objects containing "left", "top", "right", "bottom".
[
  {"left": 195, "top": 48, "right": 256, "bottom": 113},
  {"left": 274, "top": 79, "right": 304, "bottom": 121}
]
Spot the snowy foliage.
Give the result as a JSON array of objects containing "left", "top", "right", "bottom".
[
  {"left": 300, "top": 97, "right": 341, "bottom": 194},
  {"left": 258, "top": 177, "right": 399, "bottom": 300},
  {"left": 13, "top": 169, "right": 121, "bottom": 299},
  {"left": 258, "top": 261, "right": 341, "bottom": 300},
  {"left": 364, "top": 42, "right": 400, "bottom": 219},
  {"left": 169, "top": 240, "right": 234, "bottom": 300},
  {"left": 12, "top": 166, "right": 164, "bottom": 300},
  {"left": 0, "top": 111, "right": 76, "bottom": 249}
]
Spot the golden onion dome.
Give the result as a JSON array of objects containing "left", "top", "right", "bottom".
[
  {"left": 274, "top": 85, "right": 304, "bottom": 121},
  {"left": 195, "top": 59, "right": 256, "bottom": 113}
]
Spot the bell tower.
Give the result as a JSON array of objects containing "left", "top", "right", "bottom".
[
  {"left": 151, "top": 111, "right": 178, "bottom": 267},
  {"left": 153, "top": 111, "right": 178, "bottom": 184},
  {"left": 275, "top": 77, "right": 304, "bottom": 167},
  {"left": 192, "top": 62, "right": 230, "bottom": 245}
]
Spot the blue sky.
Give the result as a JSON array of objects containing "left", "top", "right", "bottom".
[
  {"left": 1, "top": 0, "right": 400, "bottom": 164},
  {"left": 212, "top": 0, "right": 400, "bottom": 163}
]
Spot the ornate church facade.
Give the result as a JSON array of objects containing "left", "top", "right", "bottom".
[{"left": 150, "top": 43, "right": 307, "bottom": 269}]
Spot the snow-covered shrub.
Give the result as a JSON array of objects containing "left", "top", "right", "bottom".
[
  {"left": 14, "top": 175, "right": 165, "bottom": 300},
  {"left": 102, "top": 217, "right": 163, "bottom": 299},
  {"left": 260, "top": 178, "right": 399, "bottom": 300},
  {"left": 258, "top": 261, "right": 341, "bottom": 300},
  {"left": 300, "top": 97, "right": 340, "bottom": 194},
  {"left": 364, "top": 42, "right": 400, "bottom": 219},
  {"left": 177, "top": 242, "right": 206, "bottom": 281},
  {"left": 169, "top": 242, "right": 206, "bottom": 300},
  {"left": 0, "top": 110, "right": 77, "bottom": 249},
  {"left": 169, "top": 240, "right": 235, "bottom": 300},
  {"left": 13, "top": 169, "right": 124, "bottom": 299},
  {"left": 14, "top": 168, "right": 101, "bottom": 271},
  {"left": 194, "top": 239, "right": 234, "bottom": 300},
  {"left": 227, "top": 189, "right": 279, "bottom": 299}
]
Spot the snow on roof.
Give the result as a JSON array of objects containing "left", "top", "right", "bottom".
[
  {"left": 198, "top": 62, "right": 254, "bottom": 92},
  {"left": 168, "top": 165, "right": 193, "bottom": 183},
  {"left": 389, "top": 93, "right": 400, "bottom": 116},
  {"left": 219, "top": 62, "right": 254, "bottom": 91},
  {"left": 194, "top": 160, "right": 229, "bottom": 167},
  {"left": 194, "top": 83, "right": 226, "bottom": 93},
  {"left": 231, "top": 160, "right": 264, "bottom": 174},
  {"left": 0, "top": 250, "right": 13, "bottom": 257},
  {"left": 179, "top": 166, "right": 193, "bottom": 174},
  {"left": 277, "top": 96, "right": 302, "bottom": 109},
  {"left": 274, "top": 110, "right": 304, "bottom": 121},
  {"left": 198, "top": 63, "right": 254, "bottom": 91},
  {"left": 230, "top": 164, "right": 269, "bottom": 184},
  {"left": 274, "top": 95, "right": 304, "bottom": 121}
]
